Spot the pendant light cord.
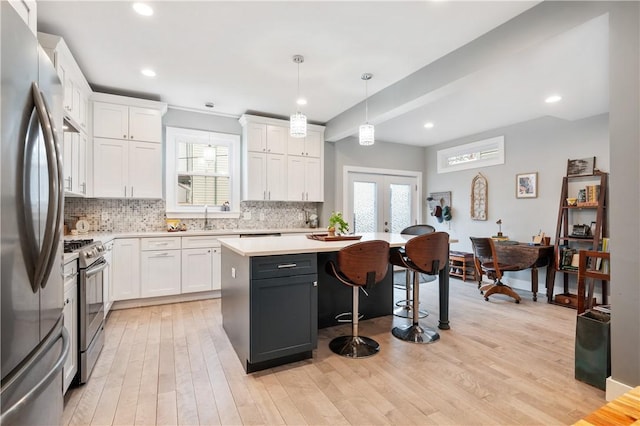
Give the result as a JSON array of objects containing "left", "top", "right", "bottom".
[{"left": 365, "top": 78, "right": 369, "bottom": 124}]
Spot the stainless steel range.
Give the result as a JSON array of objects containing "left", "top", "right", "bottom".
[{"left": 65, "top": 239, "right": 106, "bottom": 384}]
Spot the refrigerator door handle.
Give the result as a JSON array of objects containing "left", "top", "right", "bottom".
[
  {"left": 39, "top": 87, "right": 64, "bottom": 289},
  {"left": 31, "top": 83, "right": 63, "bottom": 290},
  {"left": 0, "top": 321, "right": 69, "bottom": 424},
  {"left": 20, "top": 105, "right": 42, "bottom": 293}
]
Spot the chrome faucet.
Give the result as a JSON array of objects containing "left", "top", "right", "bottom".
[{"left": 204, "top": 205, "right": 209, "bottom": 230}]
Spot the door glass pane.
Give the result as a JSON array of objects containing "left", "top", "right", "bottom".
[
  {"left": 353, "top": 181, "right": 377, "bottom": 233},
  {"left": 389, "top": 183, "right": 411, "bottom": 233}
]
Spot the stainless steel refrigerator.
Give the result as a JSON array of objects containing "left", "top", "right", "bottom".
[{"left": 1, "top": 3, "right": 69, "bottom": 425}]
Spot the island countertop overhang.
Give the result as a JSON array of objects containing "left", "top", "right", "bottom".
[{"left": 218, "top": 232, "right": 415, "bottom": 257}]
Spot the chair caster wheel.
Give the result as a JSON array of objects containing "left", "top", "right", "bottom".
[
  {"left": 484, "top": 297, "right": 489, "bottom": 301},
  {"left": 515, "top": 300, "right": 520, "bottom": 304},
  {"left": 480, "top": 290, "right": 483, "bottom": 294}
]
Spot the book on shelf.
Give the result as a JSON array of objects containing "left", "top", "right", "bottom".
[{"left": 600, "top": 237, "right": 610, "bottom": 273}]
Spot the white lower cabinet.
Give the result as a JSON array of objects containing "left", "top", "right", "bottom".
[
  {"left": 112, "top": 238, "right": 140, "bottom": 301},
  {"left": 140, "top": 237, "right": 181, "bottom": 298},
  {"left": 181, "top": 236, "right": 223, "bottom": 293},
  {"left": 62, "top": 260, "right": 78, "bottom": 394}
]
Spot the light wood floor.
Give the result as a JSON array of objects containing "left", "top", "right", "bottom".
[{"left": 63, "top": 278, "right": 607, "bottom": 425}]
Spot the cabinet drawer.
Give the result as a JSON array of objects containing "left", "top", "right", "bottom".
[
  {"left": 251, "top": 253, "right": 317, "bottom": 280},
  {"left": 140, "top": 237, "right": 181, "bottom": 251},
  {"left": 182, "top": 235, "right": 228, "bottom": 249}
]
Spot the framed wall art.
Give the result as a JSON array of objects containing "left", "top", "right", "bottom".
[
  {"left": 516, "top": 172, "right": 537, "bottom": 198},
  {"left": 567, "top": 157, "right": 596, "bottom": 177}
]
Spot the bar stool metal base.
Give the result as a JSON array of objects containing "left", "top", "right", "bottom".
[
  {"left": 329, "top": 335, "right": 380, "bottom": 358},
  {"left": 392, "top": 323, "right": 440, "bottom": 344},
  {"left": 393, "top": 303, "right": 428, "bottom": 319}
]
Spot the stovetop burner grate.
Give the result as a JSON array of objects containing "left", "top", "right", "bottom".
[{"left": 64, "top": 239, "right": 94, "bottom": 253}]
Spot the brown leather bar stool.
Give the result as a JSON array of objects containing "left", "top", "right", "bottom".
[
  {"left": 390, "top": 232, "right": 449, "bottom": 343},
  {"left": 394, "top": 224, "right": 436, "bottom": 319},
  {"left": 325, "top": 240, "right": 390, "bottom": 358}
]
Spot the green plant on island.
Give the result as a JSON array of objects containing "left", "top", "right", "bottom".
[{"left": 327, "top": 211, "right": 349, "bottom": 236}]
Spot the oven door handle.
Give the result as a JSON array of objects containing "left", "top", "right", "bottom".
[{"left": 85, "top": 259, "right": 108, "bottom": 277}]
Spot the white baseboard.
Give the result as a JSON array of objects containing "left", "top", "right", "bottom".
[
  {"left": 605, "top": 377, "right": 634, "bottom": 401},
  {"left": 112, "top": 290, "right": 220, "bottom": 311}
]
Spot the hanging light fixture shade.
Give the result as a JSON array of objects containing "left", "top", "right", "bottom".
[
  {"left": 359, "top": 73, "right": 374, "bottom": 146},
  {"left": 290, "top": 55, "right": 307, "bottom": 138}
]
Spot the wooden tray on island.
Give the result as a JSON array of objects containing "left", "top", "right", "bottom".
[{"left": 306, "top": 233, "right": 362, "bottom": 242}]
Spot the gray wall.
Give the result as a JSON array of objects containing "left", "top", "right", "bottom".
[
  {"left": 164, "top": 108, "right": 241, "bottom": 135},
  {"left": 608, "top": 1, "right": 640, "bottom": 393},
  {"left": 324, "top": 136, "right": 426, "bottom": 220},
  {"left": 424, "top": 114, "right": 609, "bottom": 291}
]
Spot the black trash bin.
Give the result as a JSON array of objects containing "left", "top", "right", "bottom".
[{"left": 575, "top": 309, "right": 611, "bottom": 390}]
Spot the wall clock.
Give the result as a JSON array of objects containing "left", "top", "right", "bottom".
[{"left": 470, "top": 173, "right": 487, "bottom": 221}]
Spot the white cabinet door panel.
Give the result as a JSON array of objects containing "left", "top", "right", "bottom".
[
  {"left": 181, "top": 248, "right": 213, "bottom": 294},
  {"left": 246, "top": 122, "right": 266, "bottom": 152},
  {"left": 266, "top": 125, "right": 286, "bottom": 154},
  {"left": 93, "top": 102, "right": 129, "bottom": 140},
  {"left": 129, "top": 142, "right": 162, "bottom": 199},
  {"left": 245, "top": 152, "right": 267, "bottom": 200},
  {"left": 305, "top": 157, "right": 322, "bottom": 201},
  {"left": 140, "top": 251, "right": 181, "bottom": 298},
  {"left": 266, "top": 154, "right": 287, "bottom": 201},
  {"left": 112, "top": 239, "right": 140, "bottom": 301},
  {"left": 93, "top": 138, "right": 128, "bottom": 198},
  {"left": 305, "top": 130, "right": 322, "bottom": 158},
  {"left": 287, "top": 156, "right": 306, "bottom": 201},
  {"left": 129, "top": 107, "right": 162, "bottom": 143}
]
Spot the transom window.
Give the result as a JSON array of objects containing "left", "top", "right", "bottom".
[
  {"left": 166, "top": 127, "right": 240, "bottom": 217},
  {"left": 437, "top": 136, "right": 505, "bottom": 174}
]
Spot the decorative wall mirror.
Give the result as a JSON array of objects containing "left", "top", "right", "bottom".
[{"left": 470, "top": 173, "right": 488, "bottom": 220}]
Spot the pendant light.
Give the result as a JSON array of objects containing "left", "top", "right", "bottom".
[
  {"left": 359, "top": 73, "right": 374, "bottom": 146},
  {"left": 290, "top": 55, "right": 307, "bottom": 138}
]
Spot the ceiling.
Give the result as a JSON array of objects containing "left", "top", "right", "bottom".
[{"left": 36, "top": 1, "right": 609, "bottom": 146}]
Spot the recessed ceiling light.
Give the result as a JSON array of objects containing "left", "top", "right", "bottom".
[
  {"left": 545, "top": 94, "right": 562, "bottom": 103},
  {"left": 296, "top": 98, "right": 307, "bottom": 106},
  {"left": 133, "top": 2, "right": 153, "bottom": 16},
  {"left": 205, "top": 102, "right": 215, "bottom": 108},
  {"left": 424, "top": 122, "right": 435, "bottom": 129},
  {"left": 141, "top": 68, "right": 156, "bottom": 77}
]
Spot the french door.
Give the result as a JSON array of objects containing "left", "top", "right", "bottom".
[{"left": 345, "top": 171, "right": 419, "bottom": 233}]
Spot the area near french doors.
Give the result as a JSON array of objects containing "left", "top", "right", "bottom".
[{"left": 343, "top": 166, "right": 422, "bottom": 233}]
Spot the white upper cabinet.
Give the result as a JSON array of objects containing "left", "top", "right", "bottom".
[
  {"left": 93, "top": 101, "right": 162, "bottom": 143},
  {"left": 287, "top": 129, "right": 322, "bottom": 158},
  {"left": 38, "top": 33, "right": 92, "bottom": 133},
  {"left": 239, "top": 114, "right": 324, "bottom": 202},
  {"left": 91, "top": 94, "right": 166, "bottom": 199},
  {"left": 9, "top": 0, "right": 37, "bottom": 35},
  {"left": 93, "top": 138, "right": 162, "bottom": 199}
]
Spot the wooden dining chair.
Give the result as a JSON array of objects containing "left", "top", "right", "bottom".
[
  {"left": 577, "top": 250, "right": 610, "bottom": 315},
  {"left": 469, "top": 237, "right": 521, "bottom": 303}
]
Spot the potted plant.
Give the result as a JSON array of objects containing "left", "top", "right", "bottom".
[{"left": 327, "top": 211, "right": 349, "bottom": 236}]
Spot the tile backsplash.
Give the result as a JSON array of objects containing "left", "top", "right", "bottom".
[{"left": 64, "top": 198, "right": 319, "bottom": 233}]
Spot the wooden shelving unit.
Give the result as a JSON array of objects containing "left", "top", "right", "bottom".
[{"left": 550, "top": 171, "right": 608, "bottom": 308}]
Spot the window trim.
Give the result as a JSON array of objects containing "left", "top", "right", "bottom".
[
  {"left": 165, "top": 126, "right": 241, "bottom": 218},
  {"left": 436, "top": 136, "right": 505, "bottom": 174}
]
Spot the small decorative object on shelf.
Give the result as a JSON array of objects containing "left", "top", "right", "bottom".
[{"left": 327, "top": 211, "right": 349, "bottom": 236}]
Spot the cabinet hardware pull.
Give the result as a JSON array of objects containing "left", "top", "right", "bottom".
[
  {"left": 130, "top": 135, "right": 134, "bottom": 139},
  {"left": 65, "top": 298, "right": 70, "bottom": 305},
  {"left": 313, "top": 281, "right": 317, "bottom": 287},
  {"left": 123, "top": 134, "right": 127, "bottom": 138},
  {"left": 156, "top": 242, "right": 169, "bottom": 246},
  {"left": 155, "top": 252, "right": 170, "bottom": 256},
  {"left": 277, "top": 263, "right": 297, "bottom": 269},
  {"left": 124, "top": 186, "right": 127, "bottom": 197}
]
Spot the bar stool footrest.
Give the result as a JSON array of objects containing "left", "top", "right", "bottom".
[
  {"left": 392, "top": 323, "right": 440, "bottom": 344},
  {"left": 329, "top": 335, "right": 380, "bottom": 358},
  {"left": 393, "top": 306, "right": 428, "bottom": 319}
]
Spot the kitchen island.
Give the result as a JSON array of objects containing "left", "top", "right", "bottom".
[{"left": 219, "top": 232, "right": 451, "bottom": 373}]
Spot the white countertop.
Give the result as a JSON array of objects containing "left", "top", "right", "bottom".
[
  {"left": 218, "top": 232, "right": 417, "bottom": 257},
  {"left": 62, "top": 227, "right": 316, "bottom": 243}
]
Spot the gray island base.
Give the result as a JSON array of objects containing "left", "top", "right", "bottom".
[{"left": 219, "top": 233, "right": 450, "bottom": 373}]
